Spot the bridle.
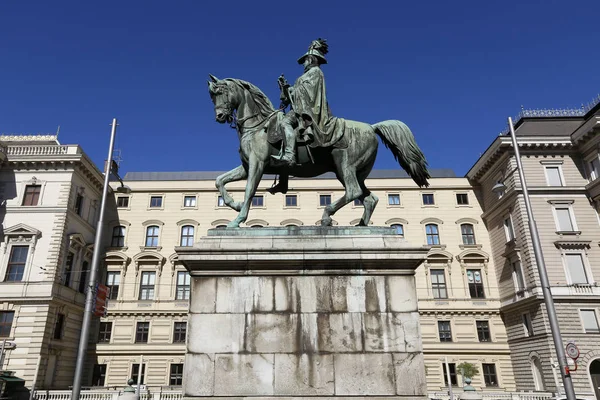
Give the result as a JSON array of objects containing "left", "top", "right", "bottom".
[{"left": 215, "top": 81, "right": 282, "bottom": 135}]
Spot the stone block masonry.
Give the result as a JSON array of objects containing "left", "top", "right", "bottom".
[{"left": 178, "top": 226, "right": 429, "bottom": 399}]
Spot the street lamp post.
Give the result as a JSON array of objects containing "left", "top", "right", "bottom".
[
  {"left": 493, "top": 117, "right": 577, "bottom": 399},
  {"left": 71, "top": 118, "right": 129, "bottom": 399}
]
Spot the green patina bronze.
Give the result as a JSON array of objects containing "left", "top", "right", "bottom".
[{"left": 208, "top": 39, "right": 430, "bottom": 228}]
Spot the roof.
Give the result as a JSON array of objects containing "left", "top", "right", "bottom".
[{"left": 123, "top": 169, "right": 456, "bottom": 181}]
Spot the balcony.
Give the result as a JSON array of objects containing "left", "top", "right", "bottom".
[
  {"left": 586, "top": 176, "right": 600, "bottom": 202},
  {"left": 550, "top": 284, "right": 600, "bottom": 297}
]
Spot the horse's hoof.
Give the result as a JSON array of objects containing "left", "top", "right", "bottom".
[{"left": 320, "top": 217, "right": 332, "bottom": 226}]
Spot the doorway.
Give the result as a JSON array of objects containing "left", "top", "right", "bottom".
[{"left": 590, "top": 359, "right": 600, "bottom": 399}]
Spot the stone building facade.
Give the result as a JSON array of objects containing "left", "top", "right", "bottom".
[
  {"left": 2, "top": 101, "right": 600, "bottom": 397},
  {"left": 95, "top": 170, "right": 515, "bottom": 393},
  {"left": 466, "top": 104, "right": 600, "bottom": 398},
  {"left": 0, "top": 135, "right": 104, "bottom": 389}
]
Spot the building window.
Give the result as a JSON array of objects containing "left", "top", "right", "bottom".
[
  {"left": 111, "top": 226, "right": 126, "bottom": 247},
  {"left": 554, "top": 207, "right": 576, "bottom": 232},
  {"left": 319, "top": 194, "right": 331, "bottom": 206},
  {"left": 456, "top": 193, "right": 469, "bottom": 205},
  {"left": 430, "top": 269, "right": 448, "bottom": 299},
  {"left": 425, "top": 224, "right": 440, "bottom": 245},
  {"left": 92, "top": 364, "right": 107, "bottom": 386},
  {"left": 504, "top": 217, "right": 514, "bottom": 242},
  {"left": 442, "top": 363, "right": 457, "bottom": 386},
  {"left": 79, "top": 261, "right": 89, "bottom": 294},
  {"left": 217, "top": 196, "right": 225, "bottom": 207},
  {"left": 106, "top": 271, "right": 120, "bottom": 300},
  {"left": 22, "top": 185, "right": 41, "bottom": 206},
  {"left": 75, "top": 193, "right": 84, "bottom": 216},
  {"left": 98, "top": 322, "right": 112, "bottom": 343},
  {"left": 531, "top": 356, "right": 545, "bottom": 391},
  {"left": 564, "top": 253, "right": 590, "bottom": 284},
  {"left": 5, "top": 246, "right": 28, "bottom": 282},
  {"left": 460, "top": 224, "right": 476, "bottom": 245},
  {"left": 116, "top": 196, "right": 129, "bottom": 208},
  {"left": 176, "top": 271, "right": 191, "bottom": 300},
  {"left": 170, "top": 363, "right": 184, "bottom": 386},
  {"left": 438, "top": 321, "right": 452, "bottom": 342},
  {"left": 482, "top": 363, "right": 498, "bottom": 387},
  {"left": 0, "top": 312, "right": 15, "bottom": 337},
  {"left": 180, "top": 225, "right": 195, "bottom": 247},
  {"left": 422, "top": 193, "right": 435, "bottom": 205},
  {"left": 353, "top": 198, "right": 363, "bottom": 206},
  {"left": 145, "top": 226, "right": 160, "bottom": 247},
  {"left": 139, "top": 272, "right": 156, "bottom": 300},
  {"left": 545, "top": 166, "right": 564, "bottom": 186},
  {"left": 53, "top": 313, "right": 65, "bottom": 340},
  {"left": 131, "top": 363, "right": 146, "bottom": 385},
  {"left": 512, "top": 260, "right": 525, "bottom": 296},
  {"left": 523, "top": 313, "right": 534, "bottom": 337},
  {"left": 149, "top": 196, "right": 163, "bottom": 208},
  {"left": 391, "top": 224, "right": 404, "bottom": 237},
  {"left": 285, "top": 194, "right": 297, "bottom": 207},
  {"left": 388, "top": 194, "right": 400, "bottom": 205},
  {"left": 63, "top": 252, "right": 74, "bottom": 287},
  {"left": 173, "top": 322, "right": 187, "bottom": 343},
  {"left": 590, "top": 157, "right": 600, "bottom": 181},
  {"left": 476, "top": 321, "right": 491, "bottom": 342},
  {"left": 183, "top": 195, "right": 196, "bottom": 207},
  {"left": 580, "top": 309, "right": 600, "bottom": 333},
  {"left": 467, "top": 269, "right": 485, "bottom": 298},
  {"left": 135, "top": 322, "right": 150, "bottom": 343},
  {"left": 251, "top": 195, "right": 264, "bottom": 207}
]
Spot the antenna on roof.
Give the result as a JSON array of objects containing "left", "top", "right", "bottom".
[
  {"left": 113, "top": 148, "right": 123, "bottom": 167},
  {"left": 56, "top": 125, "right": 61, "bottom": 137}
]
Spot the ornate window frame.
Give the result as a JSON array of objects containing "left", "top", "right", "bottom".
[
  {"left": 456, "top": 250, "right": 490, "bottom": 299},
  {"left": 177, "top": 219, "right": 199, "bottom": 247},
  {"left": 141, "top": 220, "right": 164, "bottom": 250},
  {"left": 19, "top": 176, "right": 48, "bottom": 207},
  {"left": 540, "top": 160, "right": 566, "bottom": 187},
  {"left": 424, "top": 249, "right": 454, "bottom": 299},
  {"left": 1, "top": 223, "right": 41, "bottom": 282},
  {"left": 555, "top": 241, "right": 594, "bottom": 285},
  {"left": 280, "top": 218, "right": 304, "bottom": 227}
]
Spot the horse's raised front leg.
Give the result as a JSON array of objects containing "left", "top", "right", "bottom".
[
  {"left": 228, "top": 157, "right": 265, "bottom": 228},
  {"left": 215, "top": 165, "right": 247, "bottom": 212}
]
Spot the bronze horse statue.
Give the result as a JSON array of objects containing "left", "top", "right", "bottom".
[{"left": 208, "top": 74, "right": 430, "bottom": 228}]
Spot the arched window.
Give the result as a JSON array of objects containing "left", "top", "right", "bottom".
[
  {"left": 250, "top": 225, "right": 263, "bottom": 228},
  {"left": 180, "top": 225, "right": 195, "bottom": 247},
  {"left": 145, "top": 226, "right": 160, "bottom": 247},
  {"left": 531, "top": 356, "right": 545, "bottom": 390},
  {"left": 391, "top": 224, "right": 404, "bottom": 237},
  {"left": 461, "top": 224, "right": 476, "bottom": 245},
  {"left": 111, "top": 226, "right": 126, "bottom": 247},
  {"left": 215, "top": 225, "right": 227, "bottom": 229},
  {"left": 425, "top": 224, "right": 440, "bottom": 245}
]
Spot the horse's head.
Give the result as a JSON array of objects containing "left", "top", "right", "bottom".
[{"left": 208, "top": 74, "right": 238, "bottom": 124}]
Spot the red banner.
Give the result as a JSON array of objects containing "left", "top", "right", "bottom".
[{"left": 94, "top": 284, "right": 109, "bottom": 317}]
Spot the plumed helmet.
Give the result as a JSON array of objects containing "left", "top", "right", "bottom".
[{"left": 297, "top": 38, "right": 328, "bottom": 65}]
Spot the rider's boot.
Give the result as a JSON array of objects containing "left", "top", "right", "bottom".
[{"left": 267, "top": 175, "right": 289, "bottom": 194}]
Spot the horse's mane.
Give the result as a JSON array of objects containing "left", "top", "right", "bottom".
[{"left": 225, "top": 78, "right": 275, "bottom": 118}]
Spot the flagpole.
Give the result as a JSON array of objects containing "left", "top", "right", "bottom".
[{"left": 71, "top": 118, "right": 118, "bottom": 399}]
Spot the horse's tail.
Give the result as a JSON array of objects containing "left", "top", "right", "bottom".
[{"left": 372, "top": 120, "right": 430, "bottom": 187}]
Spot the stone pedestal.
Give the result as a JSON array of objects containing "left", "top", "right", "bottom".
[{"left": 177, "top": 226, "right": 428, "bottom": 399}]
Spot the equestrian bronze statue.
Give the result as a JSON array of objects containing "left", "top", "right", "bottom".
[{"left": 208, "top": 38, "right": 430, "bottom": 228}]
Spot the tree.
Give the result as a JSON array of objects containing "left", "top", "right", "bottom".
[{"left": 457, "top": 362, "right": 479, "bottom": 380}]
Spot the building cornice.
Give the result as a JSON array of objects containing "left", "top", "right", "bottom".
[{"left": 466, "top": 136, "right": 573, "bottom": 182}]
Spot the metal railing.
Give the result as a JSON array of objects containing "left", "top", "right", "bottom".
[{"left": 34, "top": 389, "right": 556, "bottom": 400}]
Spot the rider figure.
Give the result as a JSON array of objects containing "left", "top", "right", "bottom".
[{"left": 271, "top": 38, "right": 332, "bottom": 167}]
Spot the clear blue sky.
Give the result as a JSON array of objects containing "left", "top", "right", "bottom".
[{"left": 1, "top": 0, "right": 598, "bottom": 176}]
